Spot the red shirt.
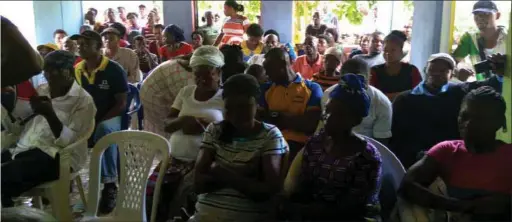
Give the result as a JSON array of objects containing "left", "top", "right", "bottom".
[
  {"left": 119, "top": 39, "right": 130, "bottom": 48},
  {"left": 149, "top": 41, "right": 161, "bottom": 57},
  {"left": 74, "top": 57, "right": 83, "bottom": 66},
  {"left": 159, "top": 43, "right": 194, "bottom": 61},
  {"left": 369, "top": 62, "right": 422, "bottom": 94},
  {"left": 427, "top": 141, "right": 512, "bottom": 196}
]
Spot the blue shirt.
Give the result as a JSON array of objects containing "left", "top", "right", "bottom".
[
  {"left": 410, "top": 82, "right": 455, "bottom": 96},
  {"left": 75, "top": 56, "right": 129, "bottom": 121}
]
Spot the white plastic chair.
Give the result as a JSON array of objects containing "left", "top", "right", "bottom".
[
  {"left": 360, "top": 135, "right": 406, "bottom": 220},
  {"left": 82, "top": 130, "right": 170, "bottom": 222},
  {"left": 24, "top": 120, "right": 95, "bottom": 221}
]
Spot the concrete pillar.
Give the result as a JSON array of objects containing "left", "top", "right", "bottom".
[
  {"left": 33, "top": 1, "right": 82, "bottom": 45},
  {"left": 497, "top": 12, "right": 511, "bottom": 143},
  {"left": 162, "top": 1, "right": 194, "bottom": 41},
  {"left": 410, "top": 1, "right": 446, "bottom": 75},
  {"left": 260, "top": 1, "right": 294, "bottom": 44}
]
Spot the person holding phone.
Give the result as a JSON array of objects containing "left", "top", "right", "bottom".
[{"left": 1, "top": 51, "right": 96, "bottom": 207}]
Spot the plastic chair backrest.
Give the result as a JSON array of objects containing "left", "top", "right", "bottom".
[
  {"left": 122, "top": 84, "right": 142, "bottom": 130},
  {"left": 361, "top": 135, "right": 406, "bottom": 220},
  {"left": 85, "top": 131, "right": 170, "bottom": 222}
]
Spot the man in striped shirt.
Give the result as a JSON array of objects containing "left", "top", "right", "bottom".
[{"left": 311, "top": 47, "right": 342, "bottom": 91}]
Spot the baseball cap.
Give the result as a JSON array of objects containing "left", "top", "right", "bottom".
[
  {"left": 472, "top": 0, "right": 498, "bottom": 14},
  {"left": 427, "top": 53, "right": 456, "bottom": 69},
  {"left": 36, "top": 43, "right": 59, "bottom": 51},
  {"left": 44, "top": 50, "right": 76, "bottom": 70},
  {"left": 324, "top": 47, "right": 343, "bottom": 62},
  {"left": 100, "top": 27, "right": 121, "bottom": 37},
  {"left": 69, "top": 30, "right": 102, "bottom": 44}
]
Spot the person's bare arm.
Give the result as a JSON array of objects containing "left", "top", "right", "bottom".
[
  {"left": 194, "top": 147, "right": 223, "bottom": 194},
  {"left": 213, "top": 154, "right": 284, "bottom": 202},
  {"left": 278, "top": 109, "right": 322, "bottom": 135},
  {"left": 213, "top": 33, "right": 224, "bottom": 47},
  {"left": 101, "top": 93, "right": 127, "bottom": 121},
  {"left": 399, "top": 156, "right": 470, "bottom": 212}
]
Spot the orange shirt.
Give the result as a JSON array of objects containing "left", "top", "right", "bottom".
[
  {"left": 159, "top": 42, "right": 194, "bottom": 61},
  {"left": 292, "top": 54, "right": 324, "bottom": 80}
]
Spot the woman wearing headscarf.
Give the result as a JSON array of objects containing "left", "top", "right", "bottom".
[
  {"left": 145, "top": 46, "right": 225, "bottom": 221},
  {"left": 214, "top": 0, "right": 250, "bottom": 47},
  {"left": 194, "top": 74, "right": 288, "bottom": 221},
  {"left": 159, "top": 24, "right": 194, "bottom": 62},
  {"left": 283, "top": 74, "right": 383, "bottom": 221}
]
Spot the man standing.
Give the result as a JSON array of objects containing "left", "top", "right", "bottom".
[
  {"left": 197, "top": 11, "right": 220, "bottom": 46},
  {"left": 452, "top": 0, "right": 507, "bottom": 79},
  {"left": 138, "top": 4, "right": 148, "bottom": 24},
  {"left": 70, "top": 30, "right": 128, "bottom": 214},
  {"left": 101, "top": 28, "right": 142, "bottom": 83}
]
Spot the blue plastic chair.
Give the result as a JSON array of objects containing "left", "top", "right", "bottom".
[{"left": 121, "top": 84, "right": 142, "bottom": 130}]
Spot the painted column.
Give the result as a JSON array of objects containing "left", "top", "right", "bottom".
[
  {"left": 410, "top": 1, "right": 446, "bottom": 75},
  {"left": 162, "top": 1, "right": 194, "bottom": 41},
  {"left": 260, "top": 1, "right": 293, "bottom": 44},
  {"left": 33, "top": 1, "right": 82, "bottom": 45},
  {"left": 497, "top": 12, "right": 511, "bottom": 143}
]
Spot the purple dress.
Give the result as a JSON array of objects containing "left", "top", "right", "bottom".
[{"left": 297, "top": 131, "right": 382, "bottom": 220}]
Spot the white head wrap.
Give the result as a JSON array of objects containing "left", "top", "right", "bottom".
[{"left": 189, "top": 45, "right": 225, "bottom": 68}]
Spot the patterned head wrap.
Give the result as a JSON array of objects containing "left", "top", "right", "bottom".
[
  {"left": 190, "top": 45, "right": 225, "bottom": 68},
  {"left": 329, "top": 74, "right": 371, "bottom": 117}
]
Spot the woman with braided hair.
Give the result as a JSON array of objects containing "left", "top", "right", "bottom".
[
  {"left": 194, "top": 74, "right": 288, "bottom": 221},
  {"left": 401, "top": 86, "right": 511, "bottom": 221}
]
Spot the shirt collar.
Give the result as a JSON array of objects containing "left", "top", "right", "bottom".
[
  {"left": 272, "top": 73, "right": 303, "bottom": 87},
  {"left": 37, "top": 81, "right": 81, "bottom": 100},
  {"left": 411, "top": 82, "right": 453, "bottom": 96},
  {"left": 303, "top": 54, "right": 322, "bottom": 66}
]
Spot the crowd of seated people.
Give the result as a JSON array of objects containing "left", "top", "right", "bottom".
[{"left": 1, "top": 0, "right": 510, "bottom": 221}]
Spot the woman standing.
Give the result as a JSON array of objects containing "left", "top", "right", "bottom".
[
  {"left": 284, "top": 74, "right": 382, "bottom": 221},
  {"left": 214, "top": 0, "right": 250, "bottom": 47},
  {"left": 146, "top": 46, "right": 225, "bottom": 221},
  {"left": 159, "top": 24, "right": 194, "bottom": 62},
  {"left": 194, "top": 74, "right": 288, "bottom": 221},
  {"left": 369, "top": 30, "right": 422, "bottom": 101}
]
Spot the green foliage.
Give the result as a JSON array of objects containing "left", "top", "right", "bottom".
[
  {"left": 403, "top": 0, "right": 414, "bottom": 12},
  {"left": 239, "top": 1, "right": 261, "bottom": 23}
]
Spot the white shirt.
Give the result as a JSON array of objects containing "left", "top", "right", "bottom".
[
  {"left": 103, "top": 47, "right": 142, "bottom": 83},
  {"left": 247, "top": 54, "right": 265, "bottom": 66},
  {"left": 319, "top": 85, "right": 392, "bottom": 139},
  {"left": 12, "top": 82, "right": 96, "bottom": 171},
  {"left": 170, "top": 85, "right": 224, "bottom": 161}
]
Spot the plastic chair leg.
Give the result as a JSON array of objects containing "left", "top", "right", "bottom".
[
  {"left": 33, "top": 196, "right": 44, "bottom": 209},
  {"left": 47, "top": 182, "right": 72, "bottom": 221},
  {"left": 75, "top": 176, "right": 88, "bottom": 209}
]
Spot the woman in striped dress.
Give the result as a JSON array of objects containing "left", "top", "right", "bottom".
[{"left": 214, "top": 0, "right": 250, "bottom": 48}]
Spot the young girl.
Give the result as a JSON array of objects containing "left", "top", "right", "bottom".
[
  {"left": 214, "top": 0, "right": 250, "bottom": 47},
  {"left": 369, "top": 30, "right": 422, "bottom": 101}
]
